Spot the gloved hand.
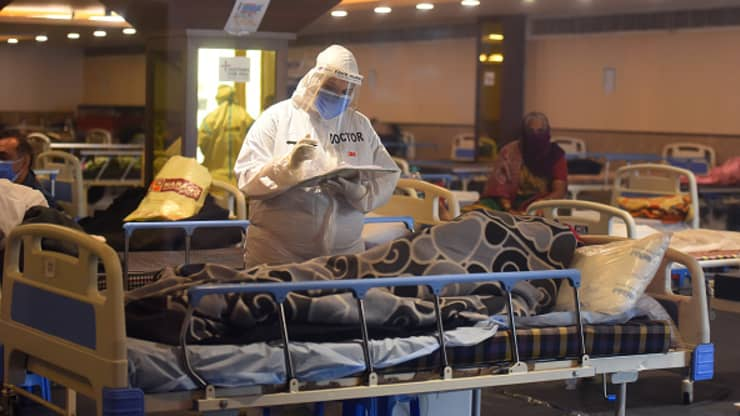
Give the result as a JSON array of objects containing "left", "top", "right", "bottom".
[
  {"left": 325, "top": 176, "right": 368, "bottom": 202},
  {"left": 288, "top": 138, "right": 318, "bottom": 170}
]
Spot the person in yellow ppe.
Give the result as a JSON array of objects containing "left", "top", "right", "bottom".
[{"left": 198, "top": 85, "right": 254, "bottom": 184}]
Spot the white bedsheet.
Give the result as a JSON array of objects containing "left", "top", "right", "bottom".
[
  {"left": 127, "top": 320, "right": 498, "bottom": 393},
  {"left": 362, "top": 214, "right": 412, "bottom": 249}
]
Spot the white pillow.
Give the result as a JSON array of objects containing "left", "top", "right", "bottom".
[{"left": 555, "top": 233, "right": 670, "bottom": 315}]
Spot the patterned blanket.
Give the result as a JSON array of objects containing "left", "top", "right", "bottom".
[{"left": 125, "top": 209, "right": 577, "bottom": 345}]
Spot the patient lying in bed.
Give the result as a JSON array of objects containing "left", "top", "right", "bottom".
[{"left": 125, "top": 209, "right": 578, "bottom": 345}]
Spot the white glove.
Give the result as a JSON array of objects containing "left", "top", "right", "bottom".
[
  {"left": 288, "top": 138, "right": 318, "bottom": 170},
  {"left": 325, "top": 176, "right": 368, "bottom": 202}
]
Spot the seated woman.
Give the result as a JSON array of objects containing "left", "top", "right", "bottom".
[{"left": 473, "top": 112, "right": 567, "bottom": 214}]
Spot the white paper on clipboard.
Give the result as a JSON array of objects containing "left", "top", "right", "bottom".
[
  {"left": 252, "top": 165, "right": 398, "bottom": 200},
  {"left": 224, "top": 0, "right": 271, "bottom": 36}
]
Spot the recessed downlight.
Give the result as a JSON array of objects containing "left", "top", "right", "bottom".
[
  {"left": 461, "top": 0, "right": 480, "bottom": 6},
  {"left": 122, "top": 27, "right": 137, "bottom": 35},
  {"left": 416, "top": 3, "right": 434, "bottom": 10},
  {"left": 7, "top": 38, "right": 19, "bottom": 44},
  {"left": 331, "top": 10, "right": 348, "bottom": 17},
  {"left": 374, "top": 6, "right": 392, "bottom": 14},
  {"left": 93, "top": 30, "right": 107, "bottom": 37},
  {"left": 67, "top": 32, "right": 80, "bottom": 39},
  {"left": 35, "top": 35, "right": 48, "bottom": 42}
]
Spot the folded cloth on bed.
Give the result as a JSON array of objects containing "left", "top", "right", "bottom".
[
  {"left": 617, "top": 195, "right": 692, "bottom": 223},
  {"left": 125, "top": 209, "right": 577, "bottom": 345}
]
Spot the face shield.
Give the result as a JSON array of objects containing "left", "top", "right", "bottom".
[{"left": 298, "top": 65, "right": 363, "bottom": 121}]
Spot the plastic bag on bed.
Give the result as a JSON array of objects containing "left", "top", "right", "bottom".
[
  {"left": 125, "top": 156, "right": 212, "bottom": 221},
  {"left": 555, "top": 233, "right": 670, "bottom": 315}
]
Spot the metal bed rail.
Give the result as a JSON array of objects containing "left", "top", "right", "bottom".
[
  {"left": 122, "top": 216, "right": 415, "bottom": 288},
  {"left": 182, "top": 269, "right": 587, "bottom": 411}
]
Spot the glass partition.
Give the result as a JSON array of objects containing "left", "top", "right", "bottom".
[{"left": 195, "top": 48, "right": 276, "bottom": 184}]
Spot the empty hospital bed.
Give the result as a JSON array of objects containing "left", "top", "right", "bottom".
[{"left": 0, "top": 218, "right": 713, "bottom": 416}]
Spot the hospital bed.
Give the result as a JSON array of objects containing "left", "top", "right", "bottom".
[
  {"left": 528, "top": 199, "right": 739, "bottom": 268},
  {"left": 36, "top": 150, "right": 87, "bottom": 219},
  {"left": 373, "top": 178, "right": 461, "bottom": 226},
  {"left": 49, "top": 143, "right": 145, "bottom": 188},
  {"left": 568, "top": 153, "right": 664, "bottom": 200},
  {"left": 0, "top": 222, "right": 713, "bottom": 416},
  {"left": 553, "top": 137, "right": 587, "bottom": 159},
  {"left": 662, "top": 143, "right": 716, "bottom": 173},
  {"left": 526, "top": 198, "right": 740, "bottom": 317},
  {"left": 612, "top": 163, "right": 700, "bottom": 230}
]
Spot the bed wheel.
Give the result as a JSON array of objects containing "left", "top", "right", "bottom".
[{"left": 681, "top": 379, "right": 694, "bottom": 405}]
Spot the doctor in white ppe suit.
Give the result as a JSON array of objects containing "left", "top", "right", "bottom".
[{"left": 234, "top": 45, "right": 400, "bottom": 268}]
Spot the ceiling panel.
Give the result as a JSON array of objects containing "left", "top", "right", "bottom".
[{"left": 302, "top": 0, "right": 740, "bottom": 34}]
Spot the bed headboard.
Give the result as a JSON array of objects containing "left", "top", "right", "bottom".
[
  {"left": 527, "top": 199, "right": 637, "bottom": 238},
  {"left": 611, "top": 163, "right": 700, "bottom": 229},
  {"left": 373, "top": 178, "right": 460, "bottom": 226},
  {"left": 0, "top": 224, "right": 128, "bottom": 400}
]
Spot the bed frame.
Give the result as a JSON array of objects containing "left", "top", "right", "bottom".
[
  {"left": 528, "top": 199, "right": 638, "bottom": 238},
  {"left": 373, "top": 178, "right": 460, "bottom": 225},
  {"left": 612, "top": 163, "right": 700, "bottom": 229},
  {"left": 0, "top": 225, "right": 713, "bottom": 416}
]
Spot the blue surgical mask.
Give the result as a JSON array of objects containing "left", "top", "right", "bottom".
[
  {"left": 0, "top": 160, "right": 19, "bottom": 182},
  {"left": 314, "top": 88, "right": 351, "bottom": 120}
]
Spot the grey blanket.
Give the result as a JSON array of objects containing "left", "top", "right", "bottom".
[{"left": 125, "top": 209, "right": 577, "bottom": 344}]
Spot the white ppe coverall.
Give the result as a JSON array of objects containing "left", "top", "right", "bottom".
[
  {"left": 234, "top": 45, "right": 400, "bottom": 268},
  {"left": 0, "top": 179, "right": 48, "bottom": 247}
]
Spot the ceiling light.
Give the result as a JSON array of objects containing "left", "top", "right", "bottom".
[
  {"left": 479, "top": 54, "right": 487, "bottom": 62},
  {"left": 488, "top": 53, "right": 504, "bottom": 63},
  {"left": 30, "top": 13, "right": 72, "bottom": 20},
  {"left": 374, "top": 6, "right": 392, "bottom": 14},
  {"left": 461, "top": 0, "right": 480, "bottom": 6},
  {"left": 416, "top": 3, "right": 434, "bottom": 10},
  {"left": 93, "top": 30, "right": 107, "bottom": 37},
  {"left": 331, "top": 10, "right": 348, "bottom": 17},
  {"left": 67, "top": 32, "right": 80, "bottom": 39},
  {"left": 488, "top": 33, "right": 504, "bottom": 41},
  {"left": 89, "top": 14, "right": 125, "bottom": 23},
  {"left": 523, "top": 0, "right": 535, "bottom": 4},
  {"left": 122, "top": 27, "right": 137, "bottom": 35},
  {"left": 35, "top": 35, "right": 48, "bottom": 42},
  {"left": 7, "top": 38, "right": 18, "bottom": 44}
]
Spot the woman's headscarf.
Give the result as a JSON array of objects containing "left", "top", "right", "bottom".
[{"left": 520, "top": 112, "right": 564, "bottom": 177}]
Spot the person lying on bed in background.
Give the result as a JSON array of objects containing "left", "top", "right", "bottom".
[{"left": 469, "top": 112, "right": 568, "bottom": 215}]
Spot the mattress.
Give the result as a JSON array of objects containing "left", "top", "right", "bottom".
[
  {"left": 126, "top": 319, "right": 671, "bottom": 393},
  {"left": 396, "top": 320, "right": 671, "bottom": 372}
]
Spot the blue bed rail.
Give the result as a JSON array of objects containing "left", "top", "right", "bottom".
[{"left": 181, "top": 269, "right": 586, "bottom": 393}]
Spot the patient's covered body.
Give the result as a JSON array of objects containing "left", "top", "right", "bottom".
[{"left": 126, "top": 209, "right": 578, "bottom": 345}]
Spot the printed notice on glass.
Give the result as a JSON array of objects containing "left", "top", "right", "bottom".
[
  {"left": 484, "top": 71, "right": 496, "bottom": 87},
  {"left": 219, "top": 57, "right": 251, "bottom": 82},
  {"left": 224, "top": 0, "right": 271, "bottom": 36}
]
